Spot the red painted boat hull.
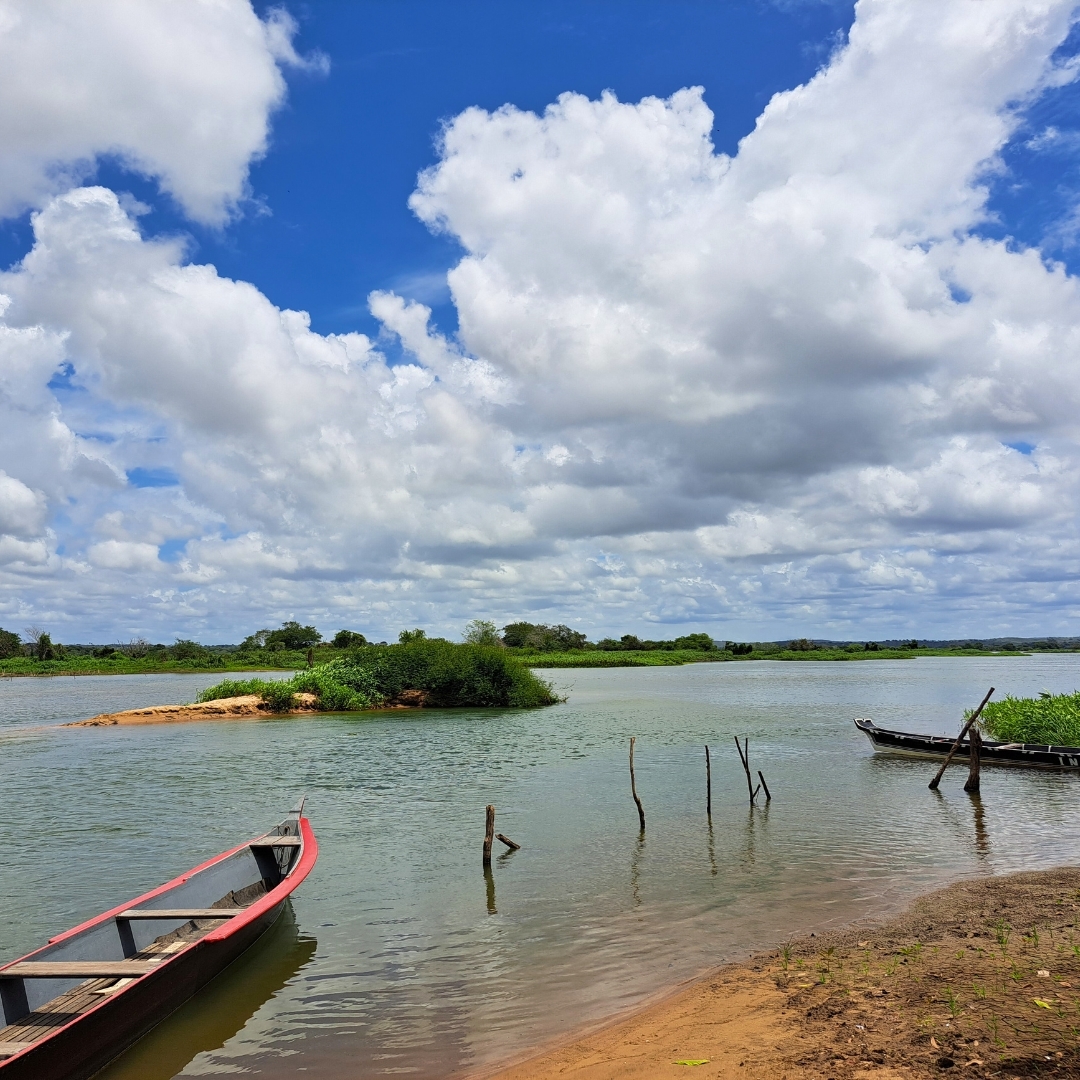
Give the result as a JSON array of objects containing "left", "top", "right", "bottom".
[{"left": 0, "top": 812, "right": 318, "bottom": 1080}]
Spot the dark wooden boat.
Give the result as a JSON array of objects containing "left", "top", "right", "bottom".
[
  {"left": 0, "top": 799, "right": 317, "bottom": 1080},
  {"left": 855, "top": 718, "right": 1080, "bottom": 769}
]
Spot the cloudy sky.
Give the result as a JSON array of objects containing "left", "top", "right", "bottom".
[{"left": 2, "top": 0, "right": 1080, "bottom": 644}]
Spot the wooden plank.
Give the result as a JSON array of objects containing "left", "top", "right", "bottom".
[
  {"left": 250, "top": 835, "right": 301, "bottom": 847},
  {"left": 0, "top": 961, "right": 160, "bottom": 978},
  {"left": 117, "top": 908, "right": 239, "bottom": 920},
  {"left": 0, "top": 1043, "right": 36, "bottom": 1056}
]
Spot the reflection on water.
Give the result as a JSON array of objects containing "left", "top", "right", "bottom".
[
  {"left": 98, "top": 905, "right": 316, "bottom": 1080},
  {"left": 3, "top": 656, "right": 1080, "bottom": 1078}
]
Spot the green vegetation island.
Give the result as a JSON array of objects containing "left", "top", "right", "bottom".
[{"left": 1, "top": 619, "right": 1077, "bottom": 679}]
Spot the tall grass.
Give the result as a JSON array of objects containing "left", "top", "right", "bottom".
[
  {"left": 197, "top": 643, "right": 559, "bottom": 712},
  {"left": 977, "top": 691, "right": 1080, "bottom": 746}
]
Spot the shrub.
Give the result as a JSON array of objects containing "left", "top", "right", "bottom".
[
  {"left": 197, "top": 642, "right": 558, "bottom": 713},
  {"left": 332, "top": 629, "right": 367, "bottom": 649}
]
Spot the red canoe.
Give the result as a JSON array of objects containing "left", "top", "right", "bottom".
[{"left": 0, "top": 799, "right": 317, "bottom": 1080}]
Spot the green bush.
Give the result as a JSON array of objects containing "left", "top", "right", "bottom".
[
  {"left": 197, "top": 642, "right": 558, "bottom": 712},
  {"left": 978, "top": 691, "right": 1080, "bottom": 746}
]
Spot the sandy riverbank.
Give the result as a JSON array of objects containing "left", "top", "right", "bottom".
[
  {"left": 65, "top": 693, "right": 320, "bottom": 726},
  {"left": 484, "top": 868, "right": 1080, "bottom": 1080}
]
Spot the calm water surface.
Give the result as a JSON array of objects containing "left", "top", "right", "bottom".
[{"left": 3, "top": 656, "right": 1080, "bottom": 1078}]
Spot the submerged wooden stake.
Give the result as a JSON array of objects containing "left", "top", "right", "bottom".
[
  {"left": 734, "top": 736, "right": 756, "bottom": 805},
  {"left": 964, "top": 727, "right": 982, "bottom": 793},
  {"left": 705, "top": 745, "right": 712, "bottom": 818},
  {"left": 483, "top": 804, "right": 495, "bottom": 868},
  {"left": 757, "top": 770, "right": 772, "bottom": 802},
  {"left": 630, "top": 737, "right": 645, "bottom": 831},
  {"left": 928, "top": 687, "right": 995, "bottom": 790},
  {"left": 496, "top": 833, "right": 520, "bottom": 851}
]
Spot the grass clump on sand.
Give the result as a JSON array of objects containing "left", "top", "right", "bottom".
[
  {"left": 977, "top": 690, "right": 1080, "bottom": 745},
  {"left": 197, "top": 642, "right": 559, "bottom": 712}
]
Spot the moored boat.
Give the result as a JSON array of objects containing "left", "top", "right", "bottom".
[
  {"left": 0, "top": 799, "right": 317, "bottom": 1080},
  {"left": 854, "top": 718, "right": 1080, "bottom": 770}
]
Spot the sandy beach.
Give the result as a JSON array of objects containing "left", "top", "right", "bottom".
[{"left": 484, "top": 868, "right": 1080, "bottom": 1080}]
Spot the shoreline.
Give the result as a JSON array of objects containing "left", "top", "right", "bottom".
[{"left": 478, "top": 867, "right": 1080, "bottom": 1080}]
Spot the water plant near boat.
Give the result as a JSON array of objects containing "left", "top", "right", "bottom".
[
  {"left": 197, "top": 641, "right": 559, "bottom": 711},
  {"left": 976, "top": 691, "right": 1080, "bottom": 746}
]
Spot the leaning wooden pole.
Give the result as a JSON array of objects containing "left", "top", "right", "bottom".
[
  {"left": 705, "top": 745, "right": 712, "bottom": 818},
  {"left": 964, "top": 728, "right": 982, "bottom": 793},
  {"left": 483, "top": 804, "right": 495, "bottom": 868},
  {"left": 734, "top": 736, "right": 755, "bottom": 805},
  {"left": 757, "top": 770, "right": 772, "bottom": 802},
  {"left": 928, "top": 687, "right": 995, "bottom": 790},
  {"left": 630, "top": 737, "right": 645, "bottom": 831}
]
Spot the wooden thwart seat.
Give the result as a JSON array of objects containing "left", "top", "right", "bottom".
[
  {"left": 1, "top": 961, "right": 160, "bottom": 979},
  {"left": 117, "top": 908, "right": 240, "bottom": 920},
  {"left": 250, "top": 835, "right": 301, "bottom": 847}
]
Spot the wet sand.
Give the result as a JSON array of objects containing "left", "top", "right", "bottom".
[
  {"left": 484, "top": 868, "right": 1080, "bottom": 1080},
  {"left": 65, "top": 693, "right": 319, "bottom": 726}
]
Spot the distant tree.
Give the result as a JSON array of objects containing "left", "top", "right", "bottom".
[
  {"left": 788, "top": 638, "right": 815, "bottom": 651},
  {"left": 24, "top": 627, "right": 56, "bottom": 660},
  {"left": 501, "top": 622, "right": 587, "bottom": 651},
  {"left": 0, "top": 628, "right": 20, "bottom": 659},
  {"left": 92, "top": 646, "right": 117, "bottom": 658},
  {"left": 863, "top": 641, "right": 879, "bottom": 651},
  {"left": 501, "top": 622, "right": 536, "bottom": 648},
  {"left": 906, "top": 639, "right": 920, "bottom": 649},
  {"left": 239, "top": 629, "right": 270, "bottom": 651},
  {"left": 265, "top": 621, "right": 322, "bottom": 650},
  {"left": 620, "top": 634, "right": 644, "bottom": 650},
  {"left": 673, "top": 633, "right": 716, "bottom": 651},
  {"left": 123, "top": 638, "right": 151, "bottom": 658},
  {"left": 171, "top": 638, "right": 207, "bottom": 660},
  {"left": 727, "top": 642, "right": 753, "bottom": 656},
  {"left": 332, "top": 629, "right": 367, "bottom": 649},
  {"left": 399, "top": 628, "right": 427, "bottom": 644},
  {"left": 463, "top": 620, "right": 502, "bottom": 646}
]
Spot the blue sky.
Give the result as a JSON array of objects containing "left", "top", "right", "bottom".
[
  {"left": 2, "top": 0, "right": 1080, "bottom": 644},
  {"left": 1, "top": 1, "right": 859, "bottom": 340}
]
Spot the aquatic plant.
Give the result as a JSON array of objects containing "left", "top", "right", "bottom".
[{"left": 977, "top": 691, "right": 1080, "bottom": 746}]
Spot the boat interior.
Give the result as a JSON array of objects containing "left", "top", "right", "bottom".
[{"left": 0, "top": 810, "right": 303, "bottom": 1060}]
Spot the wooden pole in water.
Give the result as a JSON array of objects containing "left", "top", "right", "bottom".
[
  {"left": 758, "top": 770, "right": 772, "bottom": 802},
  {"left": 483, "top": 804, "right": 495, "bottom": 868},
  {"left": 734, "top": 736, "right": 755, "bottom": 805},
  {"left": 630, "top": 737, "right": 645, "bottom": 831},
  {"left": 496, "top": 833, "right": 521, "bottom": 851},
  {"left": 705, "top": 745, "right": 712, "bottom": 818},
  {"left": 928, "top": 687, "right": 994, "bottom": 790},
  {"left": 964, "top": 728, "right": 982, "bottom": 793}
]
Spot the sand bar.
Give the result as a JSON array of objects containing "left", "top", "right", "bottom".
[
  {"left": 483, "top": 867, "right": 1080, "bottom": 1080},
  {"left": 65, "top": 693, "right": 319, "bottom": 726}
]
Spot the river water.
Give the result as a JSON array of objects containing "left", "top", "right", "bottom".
[{"left": 2, "top": 656, "right": 1080, "bottom": 1078}]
